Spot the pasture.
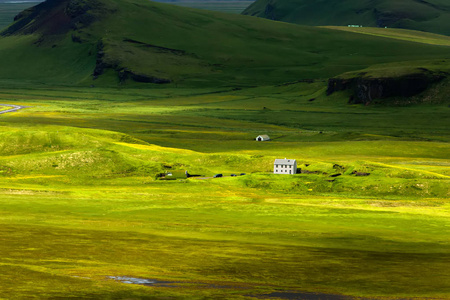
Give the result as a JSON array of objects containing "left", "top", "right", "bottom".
[{"left": 0, "top": 84, "right": 449, "bottom": 299}]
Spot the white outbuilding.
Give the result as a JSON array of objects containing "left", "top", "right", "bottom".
[
  {"left": 256, "top": 135, "right": 270, "bottom": 141},
  {"left": 274, "top": 159, "right": 297, "bottom": 175}
]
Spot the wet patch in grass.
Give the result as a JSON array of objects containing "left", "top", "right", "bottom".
[{"left": 108, "top": 276, "right": 176, "bottom": 287}]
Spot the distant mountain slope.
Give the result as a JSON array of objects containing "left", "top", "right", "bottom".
[
  {"left": 242, "top": 0, "right": 450, "bottom": 36},
  {"left": 0, "top": 1, "right": 42, "bottom": 30},
  {"left": 0, "top": 0, "right": 449, "bottom": 87}
]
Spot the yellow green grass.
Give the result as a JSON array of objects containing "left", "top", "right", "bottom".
[
  {"left": 0, "top": 105, "right": 10, "bottom": 112},
  {"left": 0, "top": 1, "right": 448, "bottom": 298},
  {"left": 0, "top": 83, "right": 449, "bottom": 299},
  {"left": 322, "top": 26, "right": 450, "bottom": 46}
]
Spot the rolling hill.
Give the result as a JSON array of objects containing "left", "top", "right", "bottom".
[
  {"left": 242, "top": 0, "right": 450, "bottom": 36},
  {"left": 0, "top": 0, "right": 449, "bottom": 88},
  {"left": 0, "top": 1, "right": 449, "bottom": 299}
]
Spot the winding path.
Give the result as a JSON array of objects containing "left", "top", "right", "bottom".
[{"left": 0, "top": 104, "right": 25, "bottom": 114}]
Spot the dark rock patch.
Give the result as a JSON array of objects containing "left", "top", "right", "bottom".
[
  {"left": 353, "top": 171, "right": 370, "bottom": 176},
  {"left": 118, "top": 68, "right": 171, "bottom": 84},
  {"left": 301, "top": 170, "right": 320, "bottom": 174},
  {"left": 329, "top": 173, "right": 342, "bottom": 178},
  {"left": 93, "top": 39, "right": 171, "bottom": 84},
  {"left": 1, "top": 0, "right": 105, "bottom": 38},
  {"left": 264, "top": 3, "right": 277, "bottom": 20},
  {"left": 327, "top": 70, "right": 447, "bottom": 105},
  {"left": 123, "top": 38, "right": 187, "bottom": 56},
  {"left": 93, "top": 39, "right": 110, "bottom": 78},
  {"left": 276, "top": 79, "right": 314, "bottom": 87},
  {"left": 71, "top": 34, "right": 83, "bottom": 43}
]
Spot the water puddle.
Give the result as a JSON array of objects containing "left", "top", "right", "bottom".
[
  {"left": 107, "top": 276, "right": 175, "bottom": 287},
  {"left": 108, "top": 276, "right": 356, "bottom": 299},
  {"left": 108, "top": 276, "right": 247, "bottom": 290}
]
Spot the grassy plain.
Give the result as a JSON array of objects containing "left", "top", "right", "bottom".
[
  {"left": 0, "top": 83, "right": 449, "bottom": 299},
  {"left": 0, "top": 0, "right": 449, "bottom": 298}
]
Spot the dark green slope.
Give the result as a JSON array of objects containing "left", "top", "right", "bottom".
[
  {"left": 0, "top": 0, "right": 449, "bottom": 86},
  {"left": 242, "top": 0, "right": 450, "bottom": 36}
]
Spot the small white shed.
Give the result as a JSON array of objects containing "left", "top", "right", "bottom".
[
  {"left": 274, "top": 159, "right": 297, "bottom": 175},
  {"left": 256, "top": 135, "right": 270, "bottom": 141}
]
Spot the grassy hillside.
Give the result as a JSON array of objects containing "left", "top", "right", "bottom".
[
  {"left": 243, "top": 0, "right": 450, "bottom": 36},
  {"left": 0, "top": 0, "right": 449, "bottom": 87},
  {"left": 153, "top": 0, "right": 254, "bottom": 14}
]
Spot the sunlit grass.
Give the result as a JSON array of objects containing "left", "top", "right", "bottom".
[
  {"left": 0, "top": 85, "right": 448, "bottom": 299},
  {"left": 323, "top": 26, "right": 450, "bottom": 46}
]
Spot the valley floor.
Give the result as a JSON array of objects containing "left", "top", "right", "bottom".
[{"left": 0, "top": 84, "right": 448, "bottom": 299}]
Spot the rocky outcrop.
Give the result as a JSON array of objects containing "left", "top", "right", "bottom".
[
  {"left": 65, "top": 0, "right": 103, "bottom": 31},
  {"left": 264, "top": 4, "right": 277, "bottom": 20},
  {"left": 118, "top": 69, "right": 171, "bottom": 84},
  {"left": 327, "top": 70, "right": 447, "bottom": 105},
  {"left": 1, "top": 0, "right": 104, "bottom": 37},
  {"left": 93, "top": 40, "right": 171, "bottom": 84},
  {"left": 93, "top": 39, "right": 110, "bottom": 78},
  {"left": 373, "top": 8, "right": 405, "bottom": 28},
  {"left": 123, "top": 39, "right": 187, "bottom": 56}
]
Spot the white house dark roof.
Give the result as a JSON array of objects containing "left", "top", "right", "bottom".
[{"left": 274, "top": 159, "right": 296, "bottom": 165}]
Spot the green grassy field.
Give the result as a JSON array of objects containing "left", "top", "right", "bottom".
[
  {"left": 0, "top": 0, "right": 449, "bottom": 298},
  {"left": 0, "top": 82, "right": 448, "bottom": 299}
]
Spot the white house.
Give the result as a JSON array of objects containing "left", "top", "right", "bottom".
[
  {"left": 256, "top": 135, "right": 270, "bottom": 141},
  {"left": 274, "top": 159, "right": 297, "bottom": 175}
]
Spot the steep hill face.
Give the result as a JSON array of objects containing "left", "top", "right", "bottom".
[
  {"left": 1, "top": 0, "right": 105, "bottom": 37},
  {"left": 242, "top": 0, "right": 450, "bottom": 36},
  {"left": 0, "top": 0, "right": 449, "bottom": 87}
]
